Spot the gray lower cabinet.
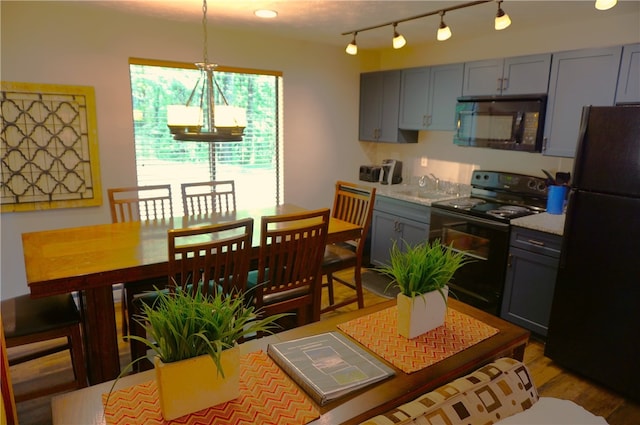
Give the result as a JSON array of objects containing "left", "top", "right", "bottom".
[
  {"left": 370, "top": 196, "right": 430, "bottom": 267},
  {"left": 501, "top": 227, "right": 562, "bottom": 337}
]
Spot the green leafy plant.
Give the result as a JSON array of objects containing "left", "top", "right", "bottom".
[
  {"left": 380, "top": 239, "right": 470, "bottom": 299},
  {"left": 126, "top": 285, "right": 286, "bottom": 377}
]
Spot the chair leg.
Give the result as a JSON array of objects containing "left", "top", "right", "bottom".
[
  {"left": 326, "top": 273, "right": 335, "bottom": 305},
  {"left": 353, "top": 266, "right": 365, "bottom": 309}
]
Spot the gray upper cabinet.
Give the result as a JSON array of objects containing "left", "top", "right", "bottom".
[
  {"left": 399, "top": 67, "right": 430, "bottom": 130},
  {"left": 399, "top": 63, "right": 463, "bottom": 131},
  {"left": 359, "top": 70, "right": 418, "bottom": 143},
  {"left": 462, "top": 54, "right": 551, "bottom": 96},
  {"left": 543, "top": 46, "right": 622, "bottom": 158},
  {"left": 615, "top": 43, "right": 640, "bottom": 104}
]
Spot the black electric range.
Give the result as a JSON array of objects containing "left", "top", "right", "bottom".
[{"left": 428, "top": 170, "right": 548, "bottom": 315}]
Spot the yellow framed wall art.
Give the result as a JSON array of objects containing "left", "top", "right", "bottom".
[{"left": 1, "top": 81, "right": 102, "bottom": 212}]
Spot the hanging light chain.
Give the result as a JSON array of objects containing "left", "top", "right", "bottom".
[{"left": 202, "top": 0, "right": 209, "bottom": 65}]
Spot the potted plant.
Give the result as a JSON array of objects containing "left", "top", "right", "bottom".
[
  {"left": 380, "top": 239, "right": 470, "bottom": 339},
  {"left": 119, "top": 286, "right": 286, "bottom": 421}
]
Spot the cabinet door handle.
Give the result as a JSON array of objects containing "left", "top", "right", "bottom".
[
  {"left": 496, "top": 78, "right": 503, "bottom": 92},
  {"left": 507, "top": 253, "right": 512, "bottom": 268},
  {"left": 527, "top": 239, "right": 545, "bottom": 247},
  {"left": 502, "top": 77, "right": 509, "bottom": 92},
  {"left": 427, "top": 115, "right": 432, "bottom": 126}
]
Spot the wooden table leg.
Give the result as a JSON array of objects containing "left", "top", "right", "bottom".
[{"left": 81, "top": 286, "right": 120, "bottom": 384}]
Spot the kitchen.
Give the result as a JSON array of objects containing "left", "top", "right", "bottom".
[
  {"left": 3, "top": 1, "right": 638, "bottom": 301},
  {"left": 2, "top": 0, "right": 640, "bottom": 418}
]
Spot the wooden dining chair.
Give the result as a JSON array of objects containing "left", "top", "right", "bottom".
[
  {"left": 321, "top": 181, "right": 376, "bottom": 314},
  {"left": 108, "top": 184, "right": 173, "bottom": 223},
  {"left": 248, "top": 208, "right": 330, "bottom": 332},
  {"left": 128, "top": 218, "right": 254, "bottom": 367},
  {"left": 1, "top": 294, "right": 88, "bottom": 403},
  {"left": 107, "top": 184, "right": 174, "bottom": 341},
  {"left": 181, "top": 180, "right": 236, "bottom": 216}
]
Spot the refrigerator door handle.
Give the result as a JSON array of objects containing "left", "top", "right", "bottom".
[{"left": 557, "top": 188, "right": 575, "bottom": 269}]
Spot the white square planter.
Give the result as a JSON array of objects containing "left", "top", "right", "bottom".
[
  {"left": 154, "top": 345, "right": 240, "bottom": 420},
  {"left": 397, "top": 286, "right": 448, "bottom": 339}
]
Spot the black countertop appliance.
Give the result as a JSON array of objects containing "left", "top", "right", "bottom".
[{"left": 545, "top": 105, "right": 640, "bottom": 402}]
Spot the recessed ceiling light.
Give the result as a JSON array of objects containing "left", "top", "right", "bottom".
[{"left": 254, "top": 9, "right": 277, "bottom": 19}]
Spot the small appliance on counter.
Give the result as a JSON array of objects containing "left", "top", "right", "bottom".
[
  {"left": 380, "top": 159, "right": 402, "bottom": 185},
  {"left": 359, "top": 165, "right": 381, "bottom": 182}
]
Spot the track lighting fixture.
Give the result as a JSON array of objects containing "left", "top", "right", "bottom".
[
  {"left": 437, "top": 11, "right": 452, "bottom": 41},
  {"left": 346, "top": 32, "right": 358, "bottom": 55},
  {"left": 392, "top": 23, "right": 406, "bottom": 49},
  {"left": 595, "top": 0, "right": 617, "bottom": 10},
  {"left": 343, "top": 0, "right": 515, "bottom": 55},
  {"left": 494, "top": 1, "right": 511, "bottom": 30}
]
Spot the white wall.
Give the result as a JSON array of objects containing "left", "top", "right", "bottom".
[
  {"left": 0, "top": 1, "right": 368, "bottom": 298},
  {"left": 1, "top": 1, "right": 639, "bottom": 299},
  {"left": 368, "top": 6, "right": 640, "bottom": 184}
]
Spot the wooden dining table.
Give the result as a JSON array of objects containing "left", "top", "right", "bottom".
[{"left": 22, "top": 203, "right": 361, "bottom": 385}]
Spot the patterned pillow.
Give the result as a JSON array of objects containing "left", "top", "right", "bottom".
[{"left": 360, "top": 358, "right": 539, "bottom": 425}]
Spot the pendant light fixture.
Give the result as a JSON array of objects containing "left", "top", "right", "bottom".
[
  {"left": 392, "top": 23, "right": 406, "bottom": 49},
  {"left": 437, "top": 11, "right": 452, "bottom": 41},
  {"left": 346, "top": 32, "right": 358, "bottom": 55},
  {"left": 494, "top": 1, "right": 512, "bottom": 30},
  {"left": 595, "top": 0, "right": 617, "bottom": 10},
  {"left": 167, "top": 0, "right": 246, "bottom": 142}
]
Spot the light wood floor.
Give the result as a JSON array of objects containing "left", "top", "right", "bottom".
[{"left": 8, "top": 270, "right": 640, "bottom": 425}]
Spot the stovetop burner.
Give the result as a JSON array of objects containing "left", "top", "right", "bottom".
[
  {"left": 486, "top": 205, "right": 532, "bottom": 219},
  {"left": 441, "top": 198, "right": 486, "bottom": 210}
]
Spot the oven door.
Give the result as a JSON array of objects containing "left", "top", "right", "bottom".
[{"left": 429, "top": 207, "right": 510, "bottom": 315}]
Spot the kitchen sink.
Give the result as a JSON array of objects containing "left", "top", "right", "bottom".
[{"left": 395, "top": 190, "right": 444, "bottom": 199}]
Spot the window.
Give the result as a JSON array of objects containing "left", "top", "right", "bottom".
[{"left": 128, "top": 58, "right": 283, "bottom": 213}]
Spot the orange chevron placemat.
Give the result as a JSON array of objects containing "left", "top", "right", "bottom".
[
  {"left": 102, "top": 350, "right": 319, "bottom": 425},
  {"left": 337, "top": 307, "right": 499, "bottom": 374}
]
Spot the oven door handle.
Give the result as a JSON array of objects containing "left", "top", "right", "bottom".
[{"left": 431, "top": 207, "right": 510, "bottom": 231}]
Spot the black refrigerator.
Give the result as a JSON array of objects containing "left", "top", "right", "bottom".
[{"left": 545, "top": 105, "right": 640, "bottom": 402}]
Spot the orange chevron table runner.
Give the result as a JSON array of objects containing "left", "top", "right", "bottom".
[
  {"left": 337, "top": 306, "right": 499, "bottom": 374},
  {"left": 102, "top": 350, "right": 319, "bottom": 425}
]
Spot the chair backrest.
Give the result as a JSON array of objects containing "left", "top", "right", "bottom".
[
  {"left": 168, "top": 218, "right": 254, "bottom": 297},
  {"left": 256, "top": 208, "right": 330, "bottom": 322},
  {"left": 331, "top": 181, "right": 376, "bottom": 252},
  {"left": 181, "top": 181, "right": 236, "bottom": 216},
  {"left": 108, "top": 185, "right": 173, "bottom": 223}
]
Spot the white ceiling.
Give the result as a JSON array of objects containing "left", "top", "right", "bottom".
[{"left": 90, "top": 1, "right": 639, "bottom": 49}]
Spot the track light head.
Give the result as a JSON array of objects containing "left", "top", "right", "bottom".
[
  {"left": 595, "top": 0, "right": 617, "bottom": 10},
  {"left": 392, "top": 23, "right": 407, "bottom": 49},
  {"left": 346, "top": 32, "right": 358, "bottom": 55},
  {"left": 495, "top": 1, "right": 511, "bottom": 30},
  {"left": 437, "top": 11, "right": 452, "bottom": 41}
]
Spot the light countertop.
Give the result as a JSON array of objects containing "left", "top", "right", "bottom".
[
  {"left": 511, "top": 212, "right": 566, "bottom": 236},
  {"left": 365, "top": 182, "right": 463, "bottom": 206}
]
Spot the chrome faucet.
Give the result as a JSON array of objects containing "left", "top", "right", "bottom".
[{"left": 430, "top": 173, "right": 440, "bottom": 191}]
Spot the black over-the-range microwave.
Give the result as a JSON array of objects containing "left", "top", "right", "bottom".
[{"left": 453, "top": 94, "right": 547, "bottom": 152}]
